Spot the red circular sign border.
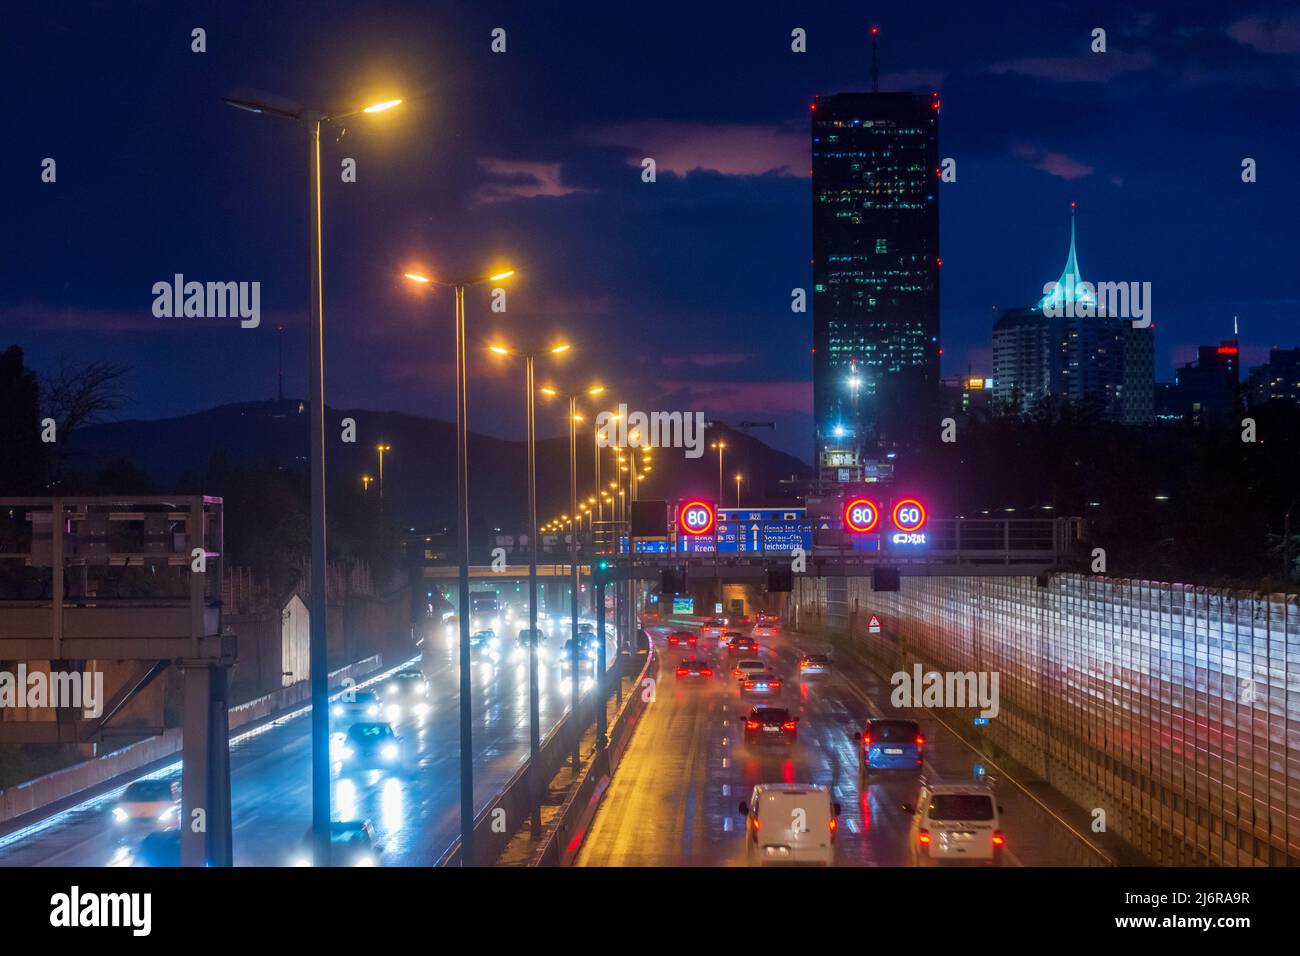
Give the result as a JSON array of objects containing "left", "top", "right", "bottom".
[{"left": 843, "top": 496, "right": 881, "bottom": 534}]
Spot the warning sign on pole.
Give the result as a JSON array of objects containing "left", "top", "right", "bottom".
[{"left": 867, "top": 614, "right": 882, "bottom": 634}]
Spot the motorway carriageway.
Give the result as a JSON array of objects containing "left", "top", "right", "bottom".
[
  {"left": 0, "top": 623, "right": 619, "bottom": 866},
  {"left": 577, "top": 622, "right": 1104, "bottom": 867}
]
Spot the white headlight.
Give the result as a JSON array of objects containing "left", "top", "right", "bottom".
[
  {"left": 382, "top": 744, "right": 399, "bottom": 760},
  {"left": 112, "top": 807, "right": 128, "bottom": 823}
]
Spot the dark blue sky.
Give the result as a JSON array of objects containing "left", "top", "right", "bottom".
[{"left": 4, "top": 0, "right": 1298, "bottom": 462}]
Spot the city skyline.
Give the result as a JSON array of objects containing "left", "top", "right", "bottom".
[{"left": 4, "top": 1, "right": 1298, "bottom": 466}]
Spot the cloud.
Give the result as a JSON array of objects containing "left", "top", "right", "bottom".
[
  {"left": 584, "top": 121, "right": 807, "bottom": 178},
  {"left": 1013, "top": 144, "right": 1094, "bottom": 180},
  {"left": 474, "top": 158, "right": 586, "bottom": 204},
  {"left": 988, "top": 51, "right": 1155, "bottom": 83},
  {"left": 1228, "top": 12, "right": 1300, "bottom": 54}
]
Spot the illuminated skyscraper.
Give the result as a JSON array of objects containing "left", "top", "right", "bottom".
[
  {"left": 811, "top": 91, "right": 940, "bottom": 471},
  {"left": 992, "top": 210, "right": 1153, "bottom": 424}
]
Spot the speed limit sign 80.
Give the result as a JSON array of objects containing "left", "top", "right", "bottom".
[{"left": 678, "top": 500, "right": 716, "bottom": 535}]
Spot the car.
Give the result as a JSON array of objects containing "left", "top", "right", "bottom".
[
  {"left": 702, "top": 619, "right": 726, "bottom": 637},
  {"left": 291, "top": 819, "right": 384, "bottom": 867},
  {"left": 112, "top": 779, "right": 180, "bottom": 832},
  {"left": 854, "top": 718, "right": 924, "bottom": 776},
  {"left": 128, "top": 830, "right": 181, "bottom": 867},
  {"left": 516, "top": 626, "right": 546, "bottom": 646},
  {"left": 733, "top": 658, "right": 767, "bottom": 681},
  {"left": 722, "top": 630, "right": 743, "bottom": 642},
  {"left": 377, "top": 669, "right": 429, "bottom": 719},
  {"left": 798, "top": 653, "right": 831, "bottom": 676},
  {"left": 903, "top": 784, "right": 1004, "bottom": 866},
  {"left": 752, "top": 623, "right": 777, "bottom": 638},
  {"left": 742, "top": 706, "right": 798, "bottom": 746},
  {"left": 667, "top": 630, "right": 698, "bottom": 649},
  {"left": 575, "top": 622, "right": 596, "bottom": 638},
  {"left": 675, "top": 657, "right": 714, "bottom": 680},
  {"left": 727, "top": 635, "right": 757, "bottom": 655},
  {"left": 738, "top": 784, "right": 840, "bottom": 866},
  {"left": 739, "top": 670, "right": 783, "bottom": 698},
  {"left": 560, "top": 638, "right": 596, "bottom": 672},
  {"left": 332, "top": 721, "right": 405, "bottom": 775},
  {"left": 330, "top": 689, "right": 381, "bottom": 724},
  {"left": 735, "top": 615, "right": 752, "bottom": 627},
  {"left": 470, "top": 628, "right": 501, "bottom": 651}
]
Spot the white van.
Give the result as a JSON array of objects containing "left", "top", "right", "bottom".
[
  {"left": 738, "top": 784, "right": 840, "bottom": 866},
  {"left": 903, "top": 783, "right": 1005, "bottom": 865}
]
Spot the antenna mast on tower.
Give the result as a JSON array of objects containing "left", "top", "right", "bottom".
[{"left": 870, "top": 25, "right": 880, "bottom": 92}]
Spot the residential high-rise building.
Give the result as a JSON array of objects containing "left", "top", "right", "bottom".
[
  {"left": 1248, "top": 347, "right": 1300, "bottom": 407},
  {"left": 992, "top": 210, "right": 1153, "bottom": 424},
  {"left": 1169, "top": 341, "right": 1240, "bottom": 426},
  {"left": 811, "top": 91, "right": 940, "bottom": 470}
]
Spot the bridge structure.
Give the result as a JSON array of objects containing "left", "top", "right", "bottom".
[{"left": 0, "top": 496, "right": 232, "bottom": 867}]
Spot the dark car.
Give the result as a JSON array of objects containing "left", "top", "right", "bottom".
[
  {"left": 743, "top": 706, "right": 798, "bottom": 745},
  {"left": 334, "top": 721, "right": 404, "bottom": 774},
  {"left": 727, "top": 635, "right": 757, "bottom": 655},
  {"left": 130, "top": 830, "right": 181, "bottom": 867},
  {"left": 292, "top": 819, "right": 383, "bottom": 867},
  {"left": 855, "top": 718, "right": 924, "bottom": 776},
  {"left": 674, "top": 657, "right": 714, "bottom": 680},
  {"left": 667, "top": 630, "right": 698, "bottom": 648}
]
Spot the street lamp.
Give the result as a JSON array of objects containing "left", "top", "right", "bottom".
[
  {"left": 362, "top": 474, "right": 373, "bottom": 492},
  {"left": 224, "top": 86, "right": 403, "bottom": 870},
  {"left": 404, "top": 264, "right": 515, "bottom": 866},
  {"left": 541, "top": 381, "right": 604, "bottom": 773},
  {"left": 735, "top": 472, "right": 744, "bottom": 507},
  {"left": 487, "top": 338, "right": 569, "bottom": 833},
  {"left": 711, "top": 440, "right": 726, "bottom": 503},
  {"left": 375, "top": 442, "right": 392, "bottom": 501}
]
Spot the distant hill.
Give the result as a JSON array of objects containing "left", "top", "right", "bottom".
[{"left": 68, "top": 400, "right": 813, "bottom": 535}]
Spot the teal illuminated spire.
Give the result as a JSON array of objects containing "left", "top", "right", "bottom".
[{"left": 1038, "top": 203, "right": 1097, "bottom": 312}]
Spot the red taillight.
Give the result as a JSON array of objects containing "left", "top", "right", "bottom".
[
  {"left": 918, "top": 829, "right": 931, "bottom": 845},
  {"left": 915, "top": 735, "right": 925, "bottom": 747},
  {"left": 701, "top": 669, "right": 712, "bottom": 677},
  {"left": 745, "top": 720, "right": 760, "bottom": 730},
  {"left": 743, "top": 680, "right": 754, "bottom": 688},
  {"left": 675, "top": 668, "right": 687, "bottom": 677},
  {"left": 862, "top": 734, "right": 871, "bottom": 747},
  {"left": 992, "top": 831, "right": 1005, "bottom": 847},
  {"left": 751, "top": 817, "right": 760, "bottom": 831},
  {"left": 829, "top": 817, "right": 837, "bottom": 841},
  {"left": 781, "top": 721, "right": 797, "bottom": 731},
  {"left": 770, "top": 681, "right": 781, "bottom": 689},
  {"left": 668, "top": 636, "right": 678, "bottom": 645}
]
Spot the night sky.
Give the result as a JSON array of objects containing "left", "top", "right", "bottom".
[{"left": 4, "top": 1, "right": 1297, "bottom": 462}]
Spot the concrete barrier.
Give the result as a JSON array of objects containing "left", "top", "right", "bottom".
[
  {"left": 0, "top": 655, "right": 384, "bottom": 828},
  {"left": 437, "top": 645, "right": 657, "bottom": 867},
  {"left": 532, "top": 645, "right": 659, "bottom": 866}
]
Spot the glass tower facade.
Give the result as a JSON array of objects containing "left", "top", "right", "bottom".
[{"left": 811, "top": 91, "right": 940, "bottom": 465}]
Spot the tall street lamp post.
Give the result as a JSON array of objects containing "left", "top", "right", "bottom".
[
  {"left": 224, "top": 89, "right": 402, "bottom": 868},
  {"left": 488, "top": 340, "right": 569, "bottom": 834},
  {"left": 404, "top": 267, "right": 515, "bottom": 865},
  {"left": 541, "top": 382, "right": 604, "bottom": 774}
]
